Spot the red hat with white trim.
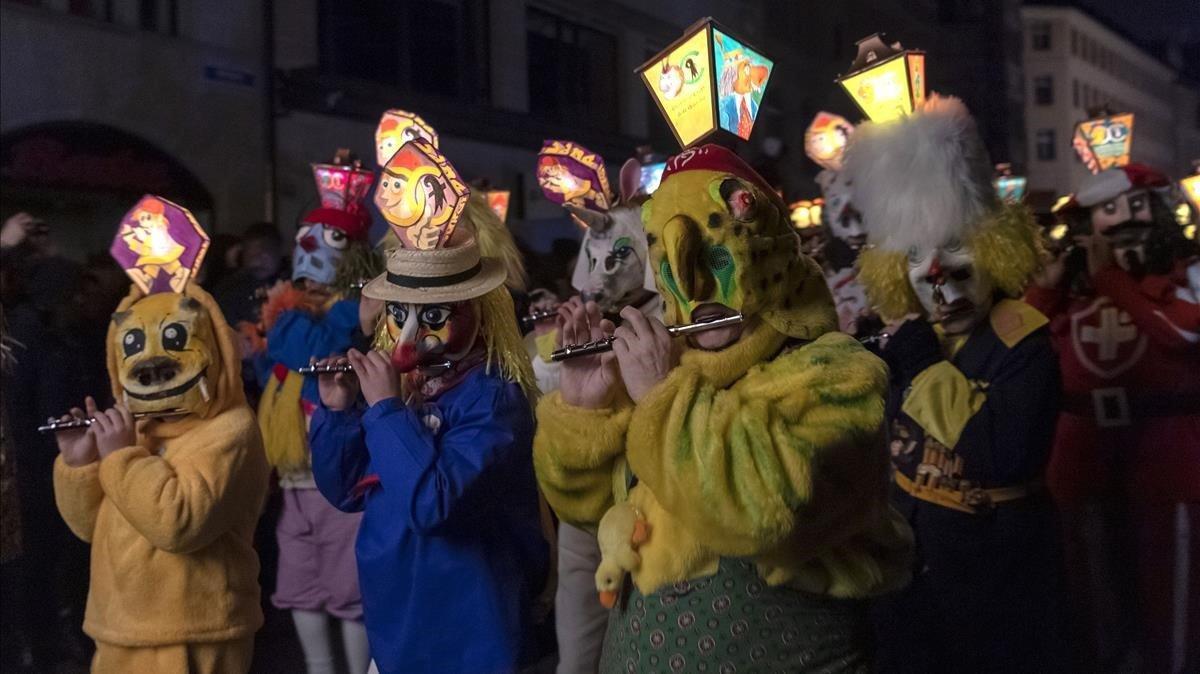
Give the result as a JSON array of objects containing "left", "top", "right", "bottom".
[{"left": 1075, "top": 163, "right": 1169, "bottom": 208}]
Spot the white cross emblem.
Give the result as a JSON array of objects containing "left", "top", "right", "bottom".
[
  {"left": 1070, "top": 297, "right": 1147, "bottom": 379},
  {"left": 1080, "top": 307, "right": 1137, "bottom": 361}
]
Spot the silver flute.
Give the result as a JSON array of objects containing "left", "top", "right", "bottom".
[
  {"left": 520, "top": 308, "right": 559, "bottom": 330},
  {"left": 38, "top": 409, "right": 186, "bottom": 434},
  {"left": 297, "top": 360, "right": 453, "bottom": 376},
  {"left": 551, "top": 313, "right": 745, "bottom": 362}
]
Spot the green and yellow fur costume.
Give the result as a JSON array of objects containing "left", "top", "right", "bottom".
[{"left": 534, "top": 146, "right": 913, "bottom": 599}]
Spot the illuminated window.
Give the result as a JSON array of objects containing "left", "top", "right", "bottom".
[
  {"left": 1034, "top": 76, "right": 1054, "bottom": 105},
  {"left": 1036, "top": 129, "right": 1056, "bottom": 161},
  {"left": 1031, "top": 22, "right": 1051, "bottom": 50}
]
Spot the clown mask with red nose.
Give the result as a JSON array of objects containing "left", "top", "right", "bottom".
[
  {"left": 383, "top": 300, "right": 480, "bottom": 373},
  {"left": 906, "top": 244, "right": 994, "bottom": 336}
]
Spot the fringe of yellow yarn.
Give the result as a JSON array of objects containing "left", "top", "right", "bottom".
[
  {"left": 477, "top": 286, "right": 540, "bottom": 403},
  {"left": 856, "top": 202, "right": 1043, "bottom": 321},
  {"left": 370, "top": 287, "right": 539, "bottom": 403},
  {"left": 463, "top": 193, "right": 529, "bottom": 292}
]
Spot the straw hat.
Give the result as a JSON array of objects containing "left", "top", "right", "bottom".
[{"left": 362, "top": 236, "right": 506, "bottom": 304}]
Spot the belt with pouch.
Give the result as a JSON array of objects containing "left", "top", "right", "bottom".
[
  {"left": 1062, "top": 388, "right": 1200, "bottom": 428},
  {"left": 893, "top": 469, "right": 1036, "bottom": 515}
]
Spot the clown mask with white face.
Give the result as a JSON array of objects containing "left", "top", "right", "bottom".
[
  {"left": 384, "top": 300, "right": 479, "bottom": 373},
  {"left": 907, "top": 243, "right": 993, "bottom": 336}
]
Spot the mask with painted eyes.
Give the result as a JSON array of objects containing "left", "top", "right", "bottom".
[
  {"left": 383, "top": 300, "right": 479, "bottom": 373},
  {"left": 111, "top": 293, "right": 219, "bottom": 415},
  {"left": 1090, "top": 189, "right": 1152, "bottom": 235},
  {"left": 292, "top": 222, "right": 350, "bottom": 286},
  {"left": 569, "top": 207, "right": 655, "bottom": 314},
  {"left": 642, "top": 151, "right": 823, "bottom": 350},
  {"left": 819, "top": 171, "right": 866, "bottom": 249},
  {"left": 906, "top": 243, "right": 994, "bottom": 335}
]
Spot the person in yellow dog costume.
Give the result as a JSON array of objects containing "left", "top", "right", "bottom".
[
  {"left": 534, "top": 145, "right": 912, "bottom": 672},
  {"left": 52, "top": 196, "right": 269, "bottom": 674}
]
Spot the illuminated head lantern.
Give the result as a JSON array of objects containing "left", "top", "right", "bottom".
[
  {"left": 375, "top": 109, "right": 439, "bottom": 166},
  {"left": 375, "top": 140, "right": 469, "bottom": 251},
  {"left": 294, "top": 151, "right": 375, "bottom": 286},
  {"left": 108, "top": 196, "right": 242, "bottom": 418},
  {"left": 641, "top": 145, "right": 835, "bottom": 350},
  {"left": 844, "top": 96, "right": 1041, "bottom": 335},
  {"left": 363, "top": 151, "right": 535, "bottom": 396},
  {"left": 537, "top": 140, "right": 611, "bottom": 212}
]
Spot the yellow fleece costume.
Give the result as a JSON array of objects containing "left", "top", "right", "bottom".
[
  {"left": 535, "top": 145, "right": 912, "bottom": 627},
  {"left": 53, "top": 284, "right": 269, "bottom": 673}
]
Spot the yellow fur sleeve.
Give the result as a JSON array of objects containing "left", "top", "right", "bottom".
[
  {"left": 626, "top": 333, "right": 891, "bottom": 557},
  {"left": 533, "top": 391, "right": 631, "bottom": 528},
  {"left": 53, "top": 457, "right": 105, "bottom": 543},
  {"left": 97, "top": 407, "right": 268, "bottom": 554}
]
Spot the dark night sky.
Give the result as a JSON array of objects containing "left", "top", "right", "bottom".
[{"left": 1076, "top": 0, "right": 1199, "bottom": 43}]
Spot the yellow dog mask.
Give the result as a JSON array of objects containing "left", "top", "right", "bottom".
[{"left": 109, "top": 291, "right": 222, "bottom": 416}]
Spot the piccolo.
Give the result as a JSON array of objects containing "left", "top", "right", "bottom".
[
  {"left": 550, "top": 313, "right": 744, "bottom": 362},
  {"left": 38, "top": 409, "right": 186, "bottom": 434},
  {"left": 297, "top": 360, "right": 453, "bottom": 376},
  {"left": 520, "top": 308, "right": 559, "bottom": 330}
]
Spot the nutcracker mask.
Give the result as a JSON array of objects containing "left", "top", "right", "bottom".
[{"left": 1076, "top": 164, "right": 1174, "bottom": 275}]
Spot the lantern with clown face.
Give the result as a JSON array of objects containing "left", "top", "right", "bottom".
[{"left": 294, "top": 151, "right": 374, "bottom": 286}]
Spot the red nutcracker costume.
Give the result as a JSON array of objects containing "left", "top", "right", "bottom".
[{"left": 1025, "top": 163, "right": 1200, "bottom": 672}]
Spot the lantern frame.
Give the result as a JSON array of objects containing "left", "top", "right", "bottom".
[
  {"left": 1072, "top": 112, "right": 1134, "bottom": 174},
  {"left": 636, "top": 17, "right": 775, "bottom": 148},
  {"left": 836, "top": 33, "right": 926, "bottom": 123}
]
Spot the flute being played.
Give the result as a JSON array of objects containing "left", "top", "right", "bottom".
[
  {"left": 297, "top": 359, "right": 453, "bottom": 376},
  {"left": 550, "top": 312, "right": 745, "bottom": 362},
  {"left": 38, "top": 409, "right": 187, "bottom": 434},
  {"left": 519, "top": 308, "right": 559, "bottom": 330}
]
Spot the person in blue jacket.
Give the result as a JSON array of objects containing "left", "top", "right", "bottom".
[{"left": 309, "top": 221, "right": 547, "bottom": 674}]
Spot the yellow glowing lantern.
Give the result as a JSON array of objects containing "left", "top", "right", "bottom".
[
  {"left": 1072, "top": 112, "right": 1134, "bottom": 174},
  {"left": 637, "top": 18, "right": 775, "bottom": 148},
  {"left": 836, "top": 34, "right": 926, "bottom": 123},
  {"left": 789, "top": 199, "right": 823, "bottom": 230},
  {"left": 1181, "top": 173, "right": 1200, "bottom": 216}
]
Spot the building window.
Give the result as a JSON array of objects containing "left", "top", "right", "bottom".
[
  {"left": 1036, "top": 129, "right": 1056, "bottom": 161},
  {"left": 1030, "top": 21, "right": 1051, "bottom": 50},
  {"left": 526, "top": 8, "right": 619, "bottom": 131},
  {"left": 1070, "top": 29, "right": 1078, "bottom": 55},
  {"left": 317, "top": 0, "right": 488, "bottom": 102},
  {"left": 1034, "top": 75, "right": 1054, "bottom": 105},
  {"left": 1073, "top": 79, "right": 1079, "bottom": 107}
]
